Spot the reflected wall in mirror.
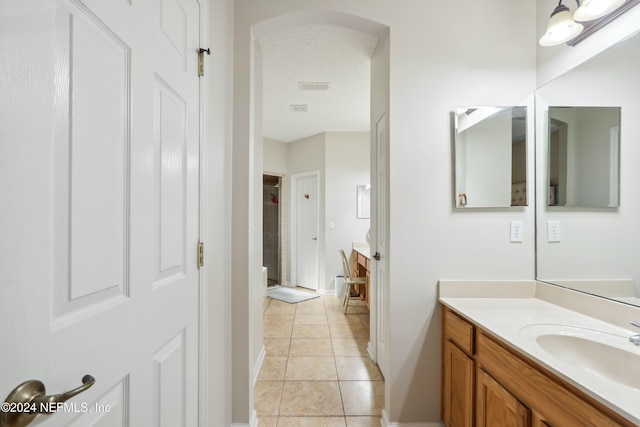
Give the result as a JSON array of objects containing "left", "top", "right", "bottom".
[
  {"left": 357, "top": 184, "right": 370, "bottom": 219},
  {"left": 536, "top": 29, "right": 640, "bottom": 306},
  {"left": 454, "top": 106, "right": 527, "bottom": 208},
  {"left": 547, "top": 106, "right": 620, "bottom": 208}
]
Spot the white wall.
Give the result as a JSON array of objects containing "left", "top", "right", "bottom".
[
  {"left": 233, "top": 1, "right": 537, "bottom": 424},
  {"left": 325, "top": 132, "right": 370, "bottom": 293},
  {"left": 205, "top": 0, "right": 234, "bottom": 425},
  {"left": 263, "top": 137, "right": 288, "bottom": 174}
]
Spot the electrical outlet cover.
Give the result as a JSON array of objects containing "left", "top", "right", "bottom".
[
  {"left": 510, "top": 221, "right": 523, "bottom": 242},
  {"left": 547, "top": 221, "right": 561, "bottom": 242}
]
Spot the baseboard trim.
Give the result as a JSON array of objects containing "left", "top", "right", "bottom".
[
  {"left": 316, "top": 288, "right": 334, "bottom": 296},
  {"left": 367, "top": 341, "right": 375, "bottom": 361},
  {"left": 381, "top": 410, "right": 444, "bottom": 427},
  {"left": 253, "top": 345, "right": 266, "bottom": 386}
]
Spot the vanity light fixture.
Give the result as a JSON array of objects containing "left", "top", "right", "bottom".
[
  {"left": 574, "top": 0, "right": 627, "bottom": 21},
  {"left": 539, "top": 0, "right": 628, "bottom": 46},
  {"left": 539, "top": 1, "right": 584, "bottom": 46}
]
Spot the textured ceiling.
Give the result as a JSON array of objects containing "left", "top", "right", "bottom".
[{"left": 259, "top": 24, "right": 379, "bottom": 142}]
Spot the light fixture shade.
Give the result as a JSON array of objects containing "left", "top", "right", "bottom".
[
  {"left": 574, "top": 0, "right": 626, "bottom": 21},
  {"left": 539, "top": 4, "right": 584, "bottom": 46}
]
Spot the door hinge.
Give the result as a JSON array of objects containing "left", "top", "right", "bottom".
[
  {"left": 198, "top": 48, "right": 211, "bottom": 77},
  {"left": 198, "top": 241, "right": 205, "bottom": 268}
]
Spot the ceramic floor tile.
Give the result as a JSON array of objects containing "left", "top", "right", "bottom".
[
  {"left": 265, "top": 302, "right": 297, "bottom": 315},
  {"left": 332, "top": 339, "right": 370, "bottom": 357},
  {"left": 356, "top": 314, "right": 370, "bottom": 328},
  {"left": 254, "top": 381, "right": 283, "bottom": 416},
  {"left": 345, "top": 416, "right": 381, "bottom": 426},
  {"left": 335, "top": 357, "right": 383, "bottom": 381},
  {"left": 294, "top": 314, "right": 328, "bottom": 325},
  {"left": 326, "top": 315, "right": 363, "bottom": 326},
  {"left": 343, "top": 305, "right": 369, "bottom": 314},
  {"left": 264, "top": 339, "right": 291, "bottom": 356},
  {"left": 258, "top": 356, "right": 288, "bottom": 381},
  {"left": 264, "top": 322, "right": 293, "bottom": 339},
  {"left": 285, "top": 356, "right": 337, "bottom": 380},
  {"left": 277, "top": 416, "right": 347, "bottom": 426},
  {"left": 257, "top": 417, "right": 278, "bottom": 427},
  {"left": 292, "top": 324, "right": 330, "bottom": 339},
  {"left": 296, "top": 304, "right": 327, "bottom": 315},
  {"left": 329, "top": 323, "right": 368, "bottom": 339},
  {"left": 326, "top": 304, "right": 349, "bottom": 314},
  {"left": 264, "top": 314, "right": 295, "bottom": 325},
  {"left": 259, "top": 289, "right": 379, "bottom": 423},
  {"left": 289, "top": 338, "right": 333, "bottom": 356},
  {"left": 340, "top": 381, "right": 384, "bottom": 416},
  {"left": 279, "top": 381, "right": 344, "bottom": 416}
]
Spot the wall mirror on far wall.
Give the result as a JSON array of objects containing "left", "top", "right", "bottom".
[
  {"left": 356, "top": 184, "right": 370, "bottom": 219},
  {"left": 535, "top": 28, "right": 640, "bottom": 307},
  {"left": 454, "top": 106, "right": 527, "bottom": 208}
]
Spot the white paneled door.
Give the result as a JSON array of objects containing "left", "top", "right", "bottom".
[
  {"left": 373, "top": 108, "right": 388, "bottom": 379},
  {"left": 295, "top": 173, "right": 319, "bottom": 290},
  {"left": 0, "top": 0, "right": 201, "bottom": 426}
]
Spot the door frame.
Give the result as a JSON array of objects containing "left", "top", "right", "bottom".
[
  {"left": 262, "top": 172, "right": 286, "bottom": 287},
  {"left": 290, "top": 170, "right": 320, "bottom": 290},
  {"left": 197, "top": 0, "right": 209, "bottom": 425}
]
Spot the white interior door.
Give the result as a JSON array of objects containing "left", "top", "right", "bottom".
[
  {"left": 0, "top": 0, "right": 201, "bottom": 425},
  {"left": 373, "top": 109, "right": 389, "bottom": 379},
  {"left": 295, "top": 173, "right": 319, "bottom": 290}
]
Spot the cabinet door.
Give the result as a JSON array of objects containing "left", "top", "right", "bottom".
[
  {"left": 443, "top": 341, "right": 474, "bottom": 427},
  {"left": 532, "top": 413, "right": 552, "bottom": 427},
  {"left": 477, "top": 369, "right": 530, "bottom": 427}
]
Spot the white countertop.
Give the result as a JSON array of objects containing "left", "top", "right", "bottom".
[
  {"left": 352, "top": 242, "right": 370, "bottom": 259},
  {"left": 439, "top": 281, "right": 640, "bottom": 425}
]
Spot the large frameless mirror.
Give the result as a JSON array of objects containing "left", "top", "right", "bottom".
[
  {"left": 454, "top": 106, "right": 527, "bottom": 208},
  {"left": 535, "top": 28, "right": 640, "bottom": 306}
]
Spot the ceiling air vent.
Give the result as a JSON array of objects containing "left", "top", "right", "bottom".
[
  {"left": 290, "top": 104, "right": 308, "bottom": 112},
  {"left": 298, "top": 82, "right": 330, "bottom": 91}
]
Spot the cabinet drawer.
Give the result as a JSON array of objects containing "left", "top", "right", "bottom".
[{"left": 444, "top": 308, "right": 475, "bottom": 355}]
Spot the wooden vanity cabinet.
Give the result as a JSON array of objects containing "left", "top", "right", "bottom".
[
  {"left": 442, "top": 309, "right": 475, "bottom": 427},
  {"left": 476, "top": 368, "right": 529, "bottom": 427},
  {"left": 442, "top": 306, "right": 635, "bottom": 427}
]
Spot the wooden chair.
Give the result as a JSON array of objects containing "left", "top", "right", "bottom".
[{"left": 339, "top": 248, "right": 366, "bottom": 314}]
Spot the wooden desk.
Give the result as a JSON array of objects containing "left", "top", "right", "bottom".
[{"left": 352, "top": 248, "right": 370, "bottom": 310}]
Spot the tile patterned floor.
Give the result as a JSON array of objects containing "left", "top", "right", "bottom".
[{"left": 256, "top": 289, "right": 383, "bottom": 427}]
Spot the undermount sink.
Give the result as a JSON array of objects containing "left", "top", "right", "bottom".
[{"left": 519, "top": 324, "right": 640, "bottom": 390}]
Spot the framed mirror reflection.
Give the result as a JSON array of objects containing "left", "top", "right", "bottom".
[
  {"left": 547, "top": 106, "right": 620, "bottom": 208},
  {"left": 454, "top": 106, "right": 527, "bottom": 208}
]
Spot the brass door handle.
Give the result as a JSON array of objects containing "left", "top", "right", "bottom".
[{"left": 0, "top": 375, "right": 95, "bottom": 427}]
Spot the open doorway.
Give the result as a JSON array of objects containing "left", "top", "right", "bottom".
[
  {"left": 263, "top": 174, "right": 283, "bottom": 286},
  {"left": 257, "top": 14, "right": 389, "bottom": 375}
]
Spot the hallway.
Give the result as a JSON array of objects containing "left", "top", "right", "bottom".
[{"left": 255, "top": 290, "right": 383, "bottom": 426}]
